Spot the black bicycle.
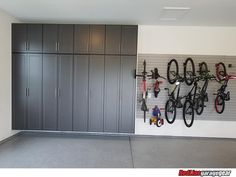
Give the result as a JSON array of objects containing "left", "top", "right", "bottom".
[
  {"left": 183, "top": 67, "right": 215, "bottom": 127},
  {"left": 164, "top": 75, "right": 185, "bottom": 124}
]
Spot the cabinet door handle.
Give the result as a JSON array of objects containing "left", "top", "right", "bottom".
[
  {"left": 55, "top": 88, "right": 57, "bottom": 98},
  {"left": 26, "top": 88, "right": 28, "bottom": 96},
  {"left": 25, "top": 42, "right": 27, "bottom": 51},
  {"left": 57, "top": 42, "right": 60, "bottom": 51},
  {"left": 55, "top": 42, "right": 58, "bottom": 52},
  {"left": 27, "top": 88, "right": 29, "bottom": 96}
]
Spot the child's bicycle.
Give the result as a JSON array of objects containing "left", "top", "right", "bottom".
[{"left": 149, "top": 105, "right": 164, "bottom": 127}]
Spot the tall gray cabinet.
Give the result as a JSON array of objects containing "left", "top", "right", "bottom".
[{"left": 12, "top": 24, "right": 137, "bottom": 133}]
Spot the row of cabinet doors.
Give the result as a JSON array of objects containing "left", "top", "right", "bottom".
[
  {"left": 12, "top": 24, "right": 137, "bottom": 55},
  {"left": 12, "top": 54, "right": 136, "bottom": 133}
]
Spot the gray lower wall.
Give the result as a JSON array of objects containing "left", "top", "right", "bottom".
[{"left": 136, "top": 54, "right": 236, "bottom": 121}]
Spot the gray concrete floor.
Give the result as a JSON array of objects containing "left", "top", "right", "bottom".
[{"left": 0, "top": 132, "right": 236, "bottom": 168}]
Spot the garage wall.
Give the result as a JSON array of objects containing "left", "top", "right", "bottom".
[
  {"left": 136, "top": 25, "right": 236, "bottom": 138},
  {"left": 0, "top": 8, "right": 19, "bottom": 141}
]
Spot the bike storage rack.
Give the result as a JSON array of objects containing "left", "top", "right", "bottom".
[{"left": 137, "top": 58, "right": 236, "bottom": 128}]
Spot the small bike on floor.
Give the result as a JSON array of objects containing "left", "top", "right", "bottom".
[{"left": 149, "top": 105, "right": 164, "bottom": 127}]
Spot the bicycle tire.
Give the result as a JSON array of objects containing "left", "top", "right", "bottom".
[
  {"left": 156, "top": 119, "right": 162, "bottom": 127},
  {"left": 184, "top": 58, "right": 195, "bottom": 85},
  {"left": 165, "top": 99, "right": 177, "bottom": 124},
  {"left": 167, "top": 59, "right": 179, "bottom": 84},
  {"left": 196, "top": 97, "right": 204, "bottom": 115},
  {"left": 216, "top": 62, "right": 227, "bottom": 81},
  {"left": 199, "top": 62, "right": 208, "bottom": 75},
  {"left": 215, "top": 95, "right": 225, "bottom": 114},
  {"left": 183, "top": 100, "right": 194, "bottom": 127}
]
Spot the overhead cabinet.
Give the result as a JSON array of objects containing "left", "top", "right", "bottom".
[
  {"left": 12, "top": 23, "right": 137, "bottom": 133},
  {"left": 12, "top": 24, "right": 42, "bottom": 53},
  {"left": 43, "top": 24, "right": 74, "bottom": 54}
]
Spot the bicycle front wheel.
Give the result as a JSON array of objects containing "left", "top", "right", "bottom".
[
  {"left": 183, "top": 100, "right": 194, "bottom": 127},
  {"left": 165, "top": 99, "right": 176, "bottom": 124}
]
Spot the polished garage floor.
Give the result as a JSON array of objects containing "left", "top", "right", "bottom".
[{"left": 0, "top": 132, "right": 236, "bottom": 168}]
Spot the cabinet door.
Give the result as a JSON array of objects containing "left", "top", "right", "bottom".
[
  {"left": 121, "top": 26, "right": 137, "bottom": 55},
  {"left": 27, "top": 54, "right": 43, "bottom": 130},
  {"left": 74, "top": 25, "right": 90, "bottom": 54},
  {"left": 104, "top": 56, "right": 120, "bottom": 132},
  {"left": 28, "top": 24, "right": 42, "bottom": 53},
  {"left": 119, "top": 56, "right": 136, "bottom": 133},
  {"left": 89, "top": 55, "right": 104, "bottom": 132},
  {"left": 73, "top": 55, "right": 89, "bottom": 131},
  {"left": 105, "top": 25, "right": 121, "bottom": 54},
  {"left": 58, "top": 25, "right": 74, "bottom": 54},
  {"left": 43, "top": 25, "right": 58, "bottom": 53},
  {"left": 43, "top": 54, "right": 58, "bottom": 130},
  {"left": 12, "top": 24, "right": 27, "bottom": 52},
  {"left": 89, "top": 25, "right": 105, "bottom": 54},
  {"left": 58, "top": 55, "right": 73, "bottom": 131},
  {"left": 12, "top": 54, "right": 27, "bottom": 129}
]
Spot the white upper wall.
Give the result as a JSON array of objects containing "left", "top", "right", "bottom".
[
  {"left": 138, "top": 25, "right": 236, "bottom": 56},
  {"left": 0, "top": 8, "right": 19, "bottom": 141}
]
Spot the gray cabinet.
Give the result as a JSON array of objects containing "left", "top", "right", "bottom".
[
  {"left": 105, "top": 25, "right": 121, "bottom": 54},
  {"left": 12, "top": 24, "right": 42, "bottom": 53},
  {"left": 74, "top": 25, "right": 90, "bottom": 54},
  {"left": 89, "top": 55, "right": 104, "bottom": 132},
  {"left": 58, "top": 25, "right": 74, "bottom": 54},
  {"left": 58, "top": 55, "right": 73, "bottom": 131},
  {"left": 104, "top": 56, "right": 120, "bottom": 132},
  {"left": 43, "top": 25, "right": 58, "bottom": 53},
  {"left": 12, "top": 23, "right": 137, "bottom": 134},
  {"left": 27, "top": 54, "right": 43, "bottom": 130},
  {"left": 119, "top": 56, "right": 136, "bottom": 133},
  {"left": 12, "top": 54, "right": 28, "bottom": 129},
  {"left": 121, "top": 26, "right": 137, "bottom": 55},
  {"left": 89, "top": 25, "right": 105, "bottom": 54},
  {"left": 73, "top": 55, "right": 89, "bottom": 131},
  {"left": 43, "top": 24, "right": 73, "bottom": 54},
  {"left": 27, "top": 24, "right": 42, "bottom": 53},
  {"left": 12, "top": 54, "right": 43, "bottom": 130},
  {"left": 12, "top": 24, "right": 27, "bottom": 52},
  {"left": 43, "top": 54, "right": 58, "bottom": 130}
]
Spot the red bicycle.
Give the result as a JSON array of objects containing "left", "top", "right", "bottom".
[
  {"left": 214, "top": 62, "right": 236, "bottom": 114},
  {"left": 151, "top": 68, "right": 166, "bottom": 98}
]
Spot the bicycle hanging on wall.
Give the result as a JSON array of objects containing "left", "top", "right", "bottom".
[
  {"left": 214, "top": 62, "right": 236, "bottom": 114},
  {"left": 135, "top": 60, "right": 152, "bottom": 122}
]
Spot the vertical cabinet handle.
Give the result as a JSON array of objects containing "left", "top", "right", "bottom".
[
  {"left": 57, "top": 42, "right": 60, "bottom": 52},
  {"left": 55, "top": 42, "right": 58, "bottom": 52},
  {"left": 55, "top": 88, "right": 57, "bottom": 98},
  {"left": 26, "top": 88, "right": 28, "bottom": 96},
  {"left": 25, "top": 42, "right": 27, "bottom": 51},
  {"left": 27, "top": 42, "right": 30, "bottom": 51},
  {"left": 27, "top": 88, "right": 29, "bottom": 96}
]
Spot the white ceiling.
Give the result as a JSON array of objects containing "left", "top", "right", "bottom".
[{"left": 0, "top": 0, "right": 235, "bottom": 26}]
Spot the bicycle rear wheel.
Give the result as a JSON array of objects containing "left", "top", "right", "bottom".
[
  {"left": 165, "top": 99, "right": 176, "bottom": 124},
  {"left": 215, "top": 95, "right": 225, "bottom": 114},
  {"left": 196, "top": 97, "right": 204, "bottom": 115},
  {"left": 183, "top": 100, "right": 194, "bottom": 127},
  {"left": 167, "top": 59, "right": 179, "bottom": 84},
  {"left": 184, "top": 58, "right": 195, "bottom": 85},
  {"left": 216, "top": 62, "right": 226, "bottom": 81}
]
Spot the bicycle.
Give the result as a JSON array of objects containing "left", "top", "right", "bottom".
[
  {"left": 183, "top": 73, "right": 215, "bottom": 127},
  {"left": 135, "top": 60, "right": 152, "bottom": 122},
  {"left": 214, "top": 62, "right": 236, "bottom": 114},
  {"left": 151, "top": 68, "right": 166, "bottom": 98},
  {"left": 164, "top": 75, "right": 185, "bottom": 124}
]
